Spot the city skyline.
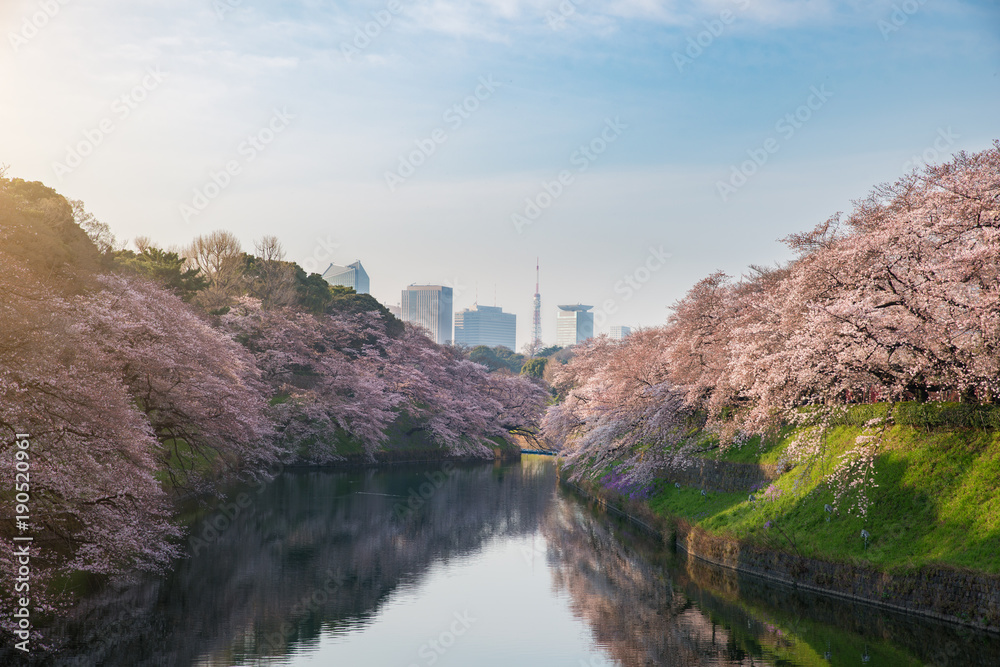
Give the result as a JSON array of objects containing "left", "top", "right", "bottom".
[
  {"left": 358, "top": 260, "right": 633, "bottom": 348},
  {"left": 367, "top": 258, "right": 631, "bottom": 349}
]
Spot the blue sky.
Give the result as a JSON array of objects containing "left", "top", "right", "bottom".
[{"left": 2, "top": 0, "right": 998, "bottom": 349}]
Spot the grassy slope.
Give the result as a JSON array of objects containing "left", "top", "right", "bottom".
[{"left": 645, "top": 423, "right": 1000, "bottom": 574}]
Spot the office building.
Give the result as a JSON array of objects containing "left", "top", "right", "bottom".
[
  {"left": 402, "top": 285, "right": 453, "bottom": 345},
  {"left": 609, "top": 325, "right": 632, "bottom": 341},
  {"left": 454, "top": 305, "right": 516, "bottom": 350},
  {"left": 321, "top": 260, "right": 370, "bottom": 294},
  {"left": 556, "top": 305, "right": 594, "bottom": 347}
]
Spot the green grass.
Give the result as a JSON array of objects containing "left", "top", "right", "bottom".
[
  {"left": 699, "top": 430, "right": 788, "bottom": 465},
  {"left": 646, "top": 422, "right": 1000, "bottom": 574}
]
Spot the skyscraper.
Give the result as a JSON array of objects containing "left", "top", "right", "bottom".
[
  {"left": 321, "top": 260, "right": 370, "bottom": 294},
  {"left": 401, "top": 285, "right": 453, "bottom": 345},
  {"left": 609, "top": 325, "right": 632, "bottom": 341},
  {"left": 556, "top": 305, "right": 594, "bottom": 347},
  {"left": 454, "top": 305, "right": 516, "bottom": 349},
  {"left": 532, "top": 259, "right": 542, "bottom": 353}
]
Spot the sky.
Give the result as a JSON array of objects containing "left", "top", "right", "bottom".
[{"left": 1, "top": 0, "right": 998, "bottom": 350}]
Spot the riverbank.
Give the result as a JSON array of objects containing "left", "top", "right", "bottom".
[{"left": 558, "top": 410, "right": 1000, "bottom": 633}]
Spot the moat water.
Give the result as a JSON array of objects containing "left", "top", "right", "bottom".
[{"left": 37, "top": 455, "right": 1000, "bottom": 666}]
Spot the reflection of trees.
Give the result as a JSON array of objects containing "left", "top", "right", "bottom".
[
  {"left": 23, "top": 457, "right": 1000, "bottom": 667},
  {"left": 547, "top": 489, "right": 1000, "bottom": 667},
  {"left": 33, "top": 460, "right": 556, "bottom": 666},
  {"left": 675, "top": 555, "right": 1000, "bottom": 667},
  {"left": 542, "top": 494, "right": 766, "bottom": 666}
]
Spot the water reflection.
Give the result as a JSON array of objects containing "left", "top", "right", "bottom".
[
  {"left": 544, "top": 496, "right": 750, "bottom": 666},
  {"left": 553, "top": 485, "right": 1000, "bottom": 667},
  {"left": 39, "top": 459, "right": 555, "bottom": 666},
  {"left": 19, "top": 456, "right": 1000, "bottom": 667}
]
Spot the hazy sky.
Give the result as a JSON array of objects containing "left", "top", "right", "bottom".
[{"left": 2, "top": 0, "right": 998, "bottom": 350}]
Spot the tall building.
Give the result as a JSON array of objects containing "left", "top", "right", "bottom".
[
  {"left": 454, "top": 305, "right": 516, "bottom": 350},
  {"left": 532, "top": 259, "right": 542, "bottom": 352},
  {"left": 556, "top": 305, "right": 594, "bottom": 347},
  {"left": 321, "top": 260, "right": 370, "bottom": 294},
  {"left": 402, "top": 285, "right": 453, "bottom": 345},
  {"left": 609, "top": 325, "right": 632, "bottom": 341}
]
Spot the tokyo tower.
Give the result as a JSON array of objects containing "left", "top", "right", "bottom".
[{"left": 532, "top": 258, "right": 542, "bottom": 354}]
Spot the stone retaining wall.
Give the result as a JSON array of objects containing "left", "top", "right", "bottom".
[
  {"left": 676, "top": 520, "right": 1000, "bottom": 632},
  {"left": 563, "top": 476, "right": 1000, "bottom": 634}
]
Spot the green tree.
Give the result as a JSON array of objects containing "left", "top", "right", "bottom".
[
  {"left": 467, "top": 346, "right": 526, "bottom": 373},
  {"left": 292, "top": 271, "right": 403, "bottom": 338},
  {"left": 521, "top": 357, "right": 547, "bottom": 379},
  {"left": 113, "top": 246, "right": 207, "bottom": 302},
  {"left": 0, "top": 177, "right": 101, "bottom": 282}
]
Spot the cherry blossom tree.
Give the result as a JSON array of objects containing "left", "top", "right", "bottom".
[
  {"left": 0, "top": 250, "right": 181, "bottom": 622},
  {"left": 73, "top": 275, "right": 277, "bottom": 491},
  {"left": 481, "top": 370, "right": 549, "bottom": 442},
  {"left": 222, "top": 299, "right": 401, "bottom": 461},
  {"left": 383, "top": 326, "right": 546, "bottom": 456},
  {"left": 543, "top": 332, "right": 690, "bottom": 486},
  {"left": 783, "top": 147, "right": 1000, "bottom": 403},
  {"left": 220, "top": 305, "right": 547, "bottom": 461},
  {"left": 663, "top": 271, "right": 735, "bottom": 412},
  {"left": 724, "top": 144, "right": 1000, "bottom": 432}
]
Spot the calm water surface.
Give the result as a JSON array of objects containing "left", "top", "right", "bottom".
[{"left": 41, "top": 455, "right": 1000, "bottom": 666}]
